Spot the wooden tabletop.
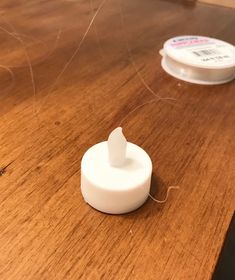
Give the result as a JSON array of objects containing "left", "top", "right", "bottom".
[{"left": 0, "top": 1, "right": 234, "bottom": 279}]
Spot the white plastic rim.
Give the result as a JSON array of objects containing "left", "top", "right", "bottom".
[
  {"left": 160, "top": 35, "right": 235, "bottom": 85},
  {"left": 161, "top": 55, "right": 235, "bottom": 85}
]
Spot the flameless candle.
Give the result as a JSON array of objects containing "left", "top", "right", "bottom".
[{"left": 81, "top": 128, "right": 152, "bottom": 214}]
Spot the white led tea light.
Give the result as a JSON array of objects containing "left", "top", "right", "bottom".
[{"left": 81, "top": 128, "right": 152, "bottom": 214}]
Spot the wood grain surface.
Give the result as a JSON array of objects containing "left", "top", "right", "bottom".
[
  {"left": 0, "top": 0, "right": 234, "bottom": 279},
  {"left": 199, "top": 0, "right": 235, "bottom": 9}
]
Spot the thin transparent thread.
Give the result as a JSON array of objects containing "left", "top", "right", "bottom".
[
  {"left": 0, "top": 20, "right": 60, "bottom": 137},
  {"left": 148, "top": 186, "right": 179, "bottom": 203},
  {"left": 118, "top": 2, "right": 176, "bottom": 105},
  {"left": 118, "top": 2, "right": 179, "bottom": 202},
  {"left": 0, "top": 15, "right": 61, "bottom": 67},
  {"left": 90, "top": 0, "right": 106, "bottom": 60},
  {"left": 32, "top": 0, "right": 108, "bottom": 143},
  {"left": 0, "top": 1, "right": 108, "bottom": 143},
  {"left": 35, "top": 0, "right": 108, "bottom": 115}
]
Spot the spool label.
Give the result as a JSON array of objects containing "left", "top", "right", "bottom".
[{"left": 164, "top": 36, "right": 235, "bottom": 68}]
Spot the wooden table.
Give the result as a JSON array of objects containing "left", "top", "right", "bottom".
[{"left": 0, "top": 1, "right": 234, "bottom": 279}]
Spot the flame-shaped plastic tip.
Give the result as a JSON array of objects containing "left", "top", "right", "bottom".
[{"left": 108, "top": 127, "right": 127, "bottom": 167}]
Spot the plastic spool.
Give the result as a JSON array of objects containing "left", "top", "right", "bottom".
[{"left": 160, "top": 35, "right": 235, "bottom": 85}]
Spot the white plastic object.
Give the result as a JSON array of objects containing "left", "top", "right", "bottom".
[
  {"left": 81, "top": 128, "right": 152, "bottom": 214},
  {"left": 160, "top": 35, "right": 235, "bottom": 85}
]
